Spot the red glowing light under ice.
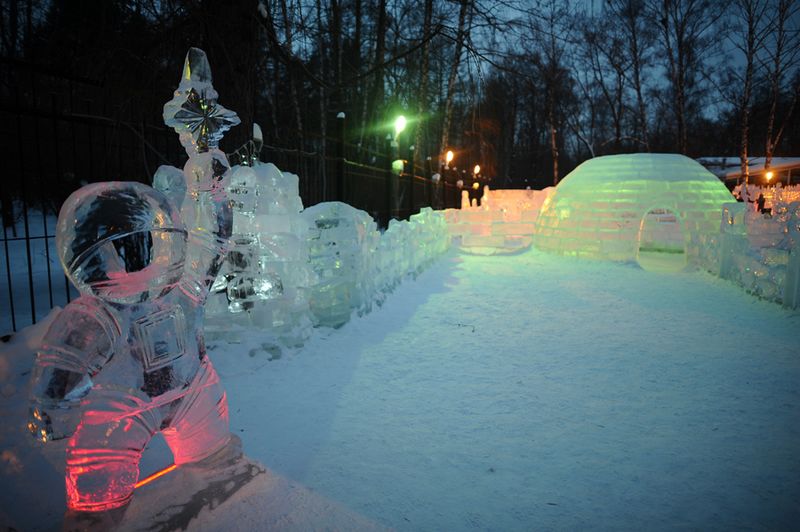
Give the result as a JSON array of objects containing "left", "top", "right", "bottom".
[{"left": 134, "top": 464, "right": 178, "bottom": 489}]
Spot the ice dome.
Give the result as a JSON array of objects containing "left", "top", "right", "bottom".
[{"left": 534, "top": 153, "right": 734, "bottom": 265}]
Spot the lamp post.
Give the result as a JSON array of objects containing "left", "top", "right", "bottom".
[
  {"left": 472, "top": 164, "right": 481, "bottom": 206},
  {"left": 390, "top": 116, "right": 407, "bottom": 221}
]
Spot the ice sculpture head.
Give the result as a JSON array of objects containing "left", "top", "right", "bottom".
[{"left": 57, "top": 182, "right": 187, "bottom": 304}]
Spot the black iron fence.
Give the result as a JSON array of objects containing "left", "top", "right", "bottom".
[{"left": 1, "top": 58, "right": 461, "bottom": 333}]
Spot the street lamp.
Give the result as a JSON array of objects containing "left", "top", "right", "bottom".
[
  {"left": 473, "top": 164, "right": 481, "bottom": 176},
  {"left": 445, "top": 150, "right": 454, "bottom": 169},
  {"left": 394, "top": 115, "right": 407, "bottom": 138},
  {"left": 766, "top": 170, "right": 774, "bottom": 183}
]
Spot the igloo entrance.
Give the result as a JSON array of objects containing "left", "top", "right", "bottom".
[{"left": 636, "top": 207, "right": 687, "bottom": 273}]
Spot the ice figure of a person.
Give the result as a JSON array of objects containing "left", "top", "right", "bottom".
[{"left": 26, "top": 48, "right": 238, "bottom": 515}]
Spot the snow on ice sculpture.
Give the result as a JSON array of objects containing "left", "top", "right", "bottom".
[
  {"left": 302, "top": 201, "right": 378, "bottom": 328},
  {"left": 28, "top": 47, "right": 237, "bottom": 514},
  {"left": 534, "top": 154, "right": 734, "bottom": 266}
]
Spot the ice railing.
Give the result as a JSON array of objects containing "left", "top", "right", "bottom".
[
  {"left": 695, "top": 200, "right": 800, "bottom": 309},
  {"left": 443, "top": 186, "right": 552, "bottom": 255}
]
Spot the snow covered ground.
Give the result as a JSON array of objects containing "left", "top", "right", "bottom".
[{"left": 2, "top": 247, "right": 799, "bottom": 530}]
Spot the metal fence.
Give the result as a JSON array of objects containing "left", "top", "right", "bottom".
[{"left": 0, "top": 58, "right": 461, "bottom": 333}]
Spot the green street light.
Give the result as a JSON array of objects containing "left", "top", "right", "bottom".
[{"left": 394, "top": 115, "right": 407, "bottom": 137}]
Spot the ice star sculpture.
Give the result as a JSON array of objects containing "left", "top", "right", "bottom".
[
  {"left": 163, "top": 47, "right": 240, "bottom": 153},
  {"left": 27, "top": 48, "right": 238, "bottom": 516}
]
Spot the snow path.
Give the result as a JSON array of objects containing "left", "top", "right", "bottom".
[{"left": 211, "top": 248, "right": 800, "bottom": 531}]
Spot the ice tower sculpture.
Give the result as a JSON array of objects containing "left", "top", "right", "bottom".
[{"left": 27, "top": 48, "right": 238, "bottom": 513}]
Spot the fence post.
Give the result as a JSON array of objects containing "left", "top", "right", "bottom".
[
  {"left": 335, "top": 112, "right": 346, "bottom": 203},
  {"left": 386, "top": 133, "right": 395, "bottom": 227},
  {"left": 407, "top": 145, "right": 415, "bottom": 219},
  {"left": 425, "top": 156, "right": 433, "bottom": 208}
]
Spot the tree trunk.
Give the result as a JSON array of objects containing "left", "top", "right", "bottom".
[
  {"left": 360, "top": 0, "right": 387, "bottom": 154},
  {"left": 549, "top": 104, "right": 559, "bottom": 185},
  {"left": 738, "top": 0, "right": 758, "bottom": 186},
  {"left": 330, "top": 0, "right": 343, "bottom": 113},
  {"left": 316, "top": 0, "right": 328, "bottom": 189},
  {"left": 413, "top": 0, "right": 434, "bottom": 173},
  {"left": 626, "top": 5, "right": 650, "bottom": 150},
  {"left": 764, "top": 0, "right": 792, "bottom": 170},
  {"left": 439, "top": 0, "right": 470, "bottom": 166},
  {"left": 278, "top": 0, "right": 304, "bottom": 146}
]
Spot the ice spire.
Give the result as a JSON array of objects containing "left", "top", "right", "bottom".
[{"left": 163, "top": 47, "right": 240, "bottom": 154}]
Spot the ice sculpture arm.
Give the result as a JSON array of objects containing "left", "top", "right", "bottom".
[{"left": 28, "top": 299, "right": 117, "bottom": 442}]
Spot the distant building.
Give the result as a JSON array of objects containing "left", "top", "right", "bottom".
[{"left": 697, "top": 156, "right": 800, "bottom": 188}]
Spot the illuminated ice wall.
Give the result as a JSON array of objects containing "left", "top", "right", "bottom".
[{"left": 534, "top": 154, "right": 734, "bottom": 261}]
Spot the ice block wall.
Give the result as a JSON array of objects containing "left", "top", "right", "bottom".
[
  {"left": 445, "top": 187, "right": 551, "bottom": 255},
  {"left": 303, "top": 203, "right": 451, "bottom": 328},
  {"left": 696, "top": 201, "right": 800, "bottom": 308}
]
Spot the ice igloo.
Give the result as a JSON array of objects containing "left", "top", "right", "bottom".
[{"left": 534, "top": 154, "right": 734, "bottom": 268}]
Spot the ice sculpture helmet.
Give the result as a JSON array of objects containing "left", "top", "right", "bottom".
[{"left": 57, "top": 181, "right": 187, "bottom": 304}]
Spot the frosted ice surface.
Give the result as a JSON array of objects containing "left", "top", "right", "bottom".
[
  {"left": 27, "top": 48, "right": 236, "bottom": 513},
  {"left": 153, "top": 164, "right": 187, "bottom": 210}
]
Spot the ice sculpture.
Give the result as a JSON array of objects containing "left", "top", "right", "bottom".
[
  {"left": 206, "top": 161, "right": 313, "bottom": 347},
  {"left": 27, "top": 48, "right": 237, "bottom": 513},
  {"left": 534, "top": 154, "right": 734, "bottom": 263},
  {"left": 444, "top": 188, "right": 547, "bottom": 255},
  {"left": 407, "top": 207, "right": 450, "bottom": 272},
  {"left": 708, "top": 199, "right": 800, "bottom": 307},
  {"left": 302, "top": 202, "right": 379, "bottom": 328}
]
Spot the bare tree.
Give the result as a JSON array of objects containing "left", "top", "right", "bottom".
[
  {"left": 728, "top": 0, "right": 770, "bottom": 185},
  {"left": 581, "top": 15, "right": 628, "bottom": 153},
  {"left": 608, "top": 0, "right": 654, "bottom": 150},
  {"left": 764, "top": 0, "right": 800, "bottom": 171},
  {"left": 526, "top": 0, "right": 574, "bottom": 184},
  {"left": 413, "top": 0, "right": 434, "bottom": 172},
  {"left": 439, "top": 0, "right": 471, "bottom": 167},
  {"left": 649, "top": 0, "right": 723, "bottom": 154},
  {"left": 359, "top": 0, "right": 388, "bottom": 154}
]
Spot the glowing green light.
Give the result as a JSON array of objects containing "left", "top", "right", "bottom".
[{"left": 394, "top": 115, "right": 407, "bottom": 136}]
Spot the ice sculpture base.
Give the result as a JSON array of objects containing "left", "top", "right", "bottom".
[{"left": 107, "top": 438, "right": 388, "bottom": 531}]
